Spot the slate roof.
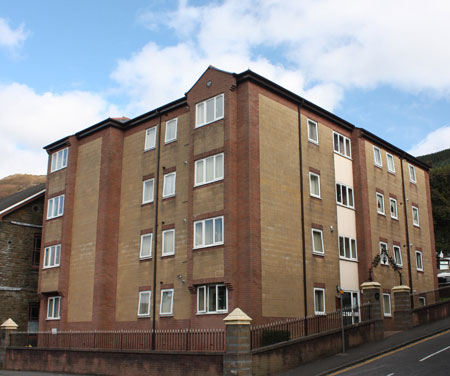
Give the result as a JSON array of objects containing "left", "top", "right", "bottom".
[{"left": 0, "top": 183, "right": 46, "bottom": 217}]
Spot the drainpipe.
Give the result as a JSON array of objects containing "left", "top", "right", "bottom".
[
  {"left": 400, "top": 156, "right": 414, "bottom": 307},
  {"left": 151, "top": 111, "right": 162, "bottom": 348},
  {"left": 298, "top": 101, "right": 308, "bottom": 330}
]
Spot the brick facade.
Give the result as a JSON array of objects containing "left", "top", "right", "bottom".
[
  {"left": 38, "top": 67, "right": 437, "bottom": 331},
  {"left": 0, "top": 190, "right": 44, "bottom": 332}
]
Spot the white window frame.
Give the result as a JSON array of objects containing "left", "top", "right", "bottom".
[
  {"left": 333, "top": 132, "right": 351, "bottom": 158},
  {"left": 195, "top": 94, "right": 224, "bottom": 128},
  {"left": 419, "top": 297, "right": 426, "bottom": 307},
  {"left": 386, "top": 153, "right": 395, "bottom": 173},
  {"left": 164, "top": 118, "right": 177, "bottom": 144},
  {"left": 140, "top": 233, "right": 153, "bottom": 259},
  {"left": 336, "top": 183, "right": 354, "bottom": 208},
  {"left": 373, "top": 146, "right": 382, "bottom": 167},
  {"left": 339, "top": 236, "right": 358, "bottom": 261},
  {"left": 138, "top": 291, "right": 151, "bottom": 317},
  {"left": 194, "top": 153, "right": 224, "bottom": 187},
  {"left": 314, "top": 288, "right": 326, "bottom": 315},
  {"left": 390, "top": 198, "right": 398, "bottom": 219},
  {"left": 380, "top": 242, "right": 389, "bottom": 265},
  {"left": 383, "top": 293, "right": 391, "bottom": 317},
  {"left": 162, "top": 229, "right": 175, "bottom": 256},
  {"left": 393, "top": 245, "right": 402, "bottom": 266},
  {"left": 409, "top": 164, "right": 416, "bottom": 183},
  {"left": 160, "top": 289, "right": 174, "bottom": 316},
  {"left": 51, "top": 148, "right": 68, "bottom": 172},
  {"left": 142, "top": 179, "right": 154, "bottom": 204},
  {"left": 163, "top": 172, "right": 176, "bottom": 198},
  {"left": 412, "top": 206, "right": 420, "bottom": 227},
  {"left": 311, "top": 228, "right": 324, "bottom": 255},
  {"left": 47, "top": 296, "right": 61, "bottom": 320},
  {"left": 193, "top": 216, "right": 224, "bottom": 249},
  {"left": 47, "top": 195, "right": 65, "bottom": 219},
  {"left": 307, "top": 119, "right": 319, "bottom": 144},
  {"left": 43, "top": 244, "right": 61, "bottom": 268},
  {"left": 376, "top": 192, "right": 385, "bottom": 215},
  {"left": 144, "top": 126, "right": 157, "bottom": 151},
  {"left": 197, "top": 284, "right": 228, "bottom": 314},
  {"left": 416, "top": 251, "right": 423, "bottom": 271},
  {"left": 309, "top": 172, "right": 321, "bottom": 199}
]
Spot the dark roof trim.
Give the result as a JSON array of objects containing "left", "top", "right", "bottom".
[
  {"left": 0, "top": 184, "right": 46, "bottom": 219},
  {"left": 128, "top": 97, "right": 187, "bottom": 127},
  {"left": 358, "top": 129, "right": 430, "bottom": 170},
  {"left": 75, "top": 118, "right": 127, "bottom": 139},
  {"left": 44, "top": 138, "right": 70, "bottom": 153},
  {"left": 234, "top": 70, "right": 355, "bottom": 132},
  {"left": 235, "top": 69, "right": 428, "bottom": 170}
]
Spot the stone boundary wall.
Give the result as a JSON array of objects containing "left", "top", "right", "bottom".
[
  {"left": 5, "top": 348, "right": 223, "bottom": 376},
  {"left": 251, "top": 320, "right": 376, "bottom": 376},
  {"left": 412, "top": 300, "right": 450, "bottom": 327}
]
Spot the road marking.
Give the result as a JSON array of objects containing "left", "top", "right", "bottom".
[
  {"left": 386, "top": 373, "right": 395, "bottom": 376},
  {"left": 327, "top": 328, "right": 450, "bottom": 375},
  {"left": 419, "top": 344, "right": 450, "bottom": 362}
]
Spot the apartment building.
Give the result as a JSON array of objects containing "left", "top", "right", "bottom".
[{"left": 38, "top": 66, "right": 437, "bottom": 331}]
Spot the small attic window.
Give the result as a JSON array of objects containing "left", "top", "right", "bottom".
[{"left": 206, "top": 80, "right": 212, "bottom": 87}]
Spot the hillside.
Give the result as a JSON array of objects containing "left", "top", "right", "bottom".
[
  {"left": 418, "top": 148, "right": 450, "bottom": 255},
  {"left": 417, "top": 148, "right": 450, "bottom": 168},
  {"left": 0, "top": 174, "right": 46, "bottom": 200}
]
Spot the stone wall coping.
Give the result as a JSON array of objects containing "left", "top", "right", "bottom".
[
  {"left": 223, "top": 308, "right": 252, "bottom": 325},
  {"left": 360, "top": 282, "right": 381, "bottom": 290},
  {"left": 1, "top": 318, "right": 18, "bottom": 330},
  {"left": 392, "top": 285, "right": 411, "bottom": 293}
]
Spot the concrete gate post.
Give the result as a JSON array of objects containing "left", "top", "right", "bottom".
[
  {"left": 0, "top": 318, "right": 18, "bottom": 368},
  {"left": 392, "top": 285, "right": 412, "bottom": 330},
  {"left": 223, "top": 308, "right": 252, "bottom": 376},
  {"left": 361, "top": 282, "right": 384, "bottom": 340}
]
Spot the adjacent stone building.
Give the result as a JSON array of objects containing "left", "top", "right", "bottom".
[
  {"left": 0, "top": 184, "right": 45, "bottom": 331},
  {"left": 38, "top": 67, "right": 437, "bottom": 332}
]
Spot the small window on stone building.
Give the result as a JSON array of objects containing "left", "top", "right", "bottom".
[{"left": 32, "top": 235, "right": 41, "bottom": 267}]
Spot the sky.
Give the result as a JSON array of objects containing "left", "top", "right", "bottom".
[{"left": 1, "top": 0, "right": 450, "bottom": 179}]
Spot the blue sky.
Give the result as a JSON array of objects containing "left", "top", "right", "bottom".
[{"left": 1, "top": 0, "right": 450, "bottom": 178}]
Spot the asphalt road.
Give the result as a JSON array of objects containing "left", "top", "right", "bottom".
[{"left": 329, "top": 329, "right": 450, "bottom": 376}]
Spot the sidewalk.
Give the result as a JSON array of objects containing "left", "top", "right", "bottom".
[{"left": 278, "top": 316, "right": 450, "bottom": 376}]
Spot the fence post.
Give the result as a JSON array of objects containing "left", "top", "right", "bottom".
[
  {"left": 223, "top": 308, "right": 252, "bottom": 376},
  {"left": 392, "top": 285, "right": 412, "bottom": 330},
  {"left": 360, "top": 282, "right": 384, "bottom": 340},
  {"left": 0, "top": 318, "right": 18, "bottom": 368}
]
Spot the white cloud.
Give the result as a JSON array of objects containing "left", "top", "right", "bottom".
[
  {"left": 130, "top": 0, "right": 450, "bottom": 103},
  {"left": 408, "top": 126, "right": 450, "bottom": 156},
  {"left": 0, "top": 18, "right": 28, "bottom": 49},
  {"left": 0, "top": 83, "right": 118, "bottom": 179}
]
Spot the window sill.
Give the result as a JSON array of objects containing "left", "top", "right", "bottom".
[
  {"left": 46, "top": 215, "right": 63, "bottom": 222},
  {"left": 138, "top": 315, "right": 151, "bottom": 319},
  {"left": 410, "top": 181, "right": 417, "bottom": 185},
  {"left": 139, "top": 257, "right": 153, "bottom": 262},
  {"left": 413, "top": 224, "right": 420, "bottom": 228},
  {"left": 160, "top": 314, "right": 174, "bottom": 318},
  {"left": 162, "top": 195, "right": 176, "bottom": 202},
  {"left": 196, "top": 311, "right": 228, "bottom": 316},
  {"left": 161, "top": 254, "right": 175, "bottom": 259},
  {"left": 339, "top": 257, "right": 358, "bottom": 263},
  {"left": 377, "top": 212, "right": 386, "bottom": 217},
  {"left": 141, "top": 201, "right": 154, "bottom": 207},
  {"left": 391, "top": 216, "right": 399, "bottom": 221},
  {"left": 164, "top": 139, "right": 177, "bottom": 145},
  {"left": 336, "top": 203, "right": 355, "bottom": 210},
  {"left": 388, "top": 170, "right": 396, "bottom": 175},
  {"left": 43, "top": 266, "right": 60, "bottom": 270},
  {"left": 194, "top": 179, "right": 224, "bottom": 190},
  {"left": 144, "top": 147, "right": 156, "bottom": 153},
  {"left": 46, "top": 318, "right": 60, "bottom": 321},
  {"left": 384, "top": 314, "right": 392, "bottom": 318},
  {"left": 312, "top": 252, "right": 324, "bottom": 258},
  {"left": 314, "top": 312, "right": 326, "bottom": 316},
  {"left": 193, "top": 244, "right": 224, "bottom": 252},
  {"left": 50, "top": 167, "right": 67, "bottom": 174},
  {"left": 374, "top": 164, "right": 383, "bottom": 169},
  {"left": 310, "top": 194, "right": 321, "bottom": 200},
  {"left": 333, "top": 152, "right": 352, "bottom": 160},
  {"left": 195, "top": 117, "right": 224, "bottom": 130},
  {"left": 308, "top": 139, "right": 319, "bottom": 146},
  {"left": 417, "top": 269, "right": 424, "bottom": 273}
]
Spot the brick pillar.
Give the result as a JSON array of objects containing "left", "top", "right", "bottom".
[
  {"left": 392, "top": 285, "right": 412, "bottom": 330},
  {"left": 0, "top": 318, "right": 18, "bottom": 368},
  {"left": 223, "top": 308, "right": 252, "bottom": 376},
  {"left": 361, "top": 282, "right": 384, "bottom": 340}
]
